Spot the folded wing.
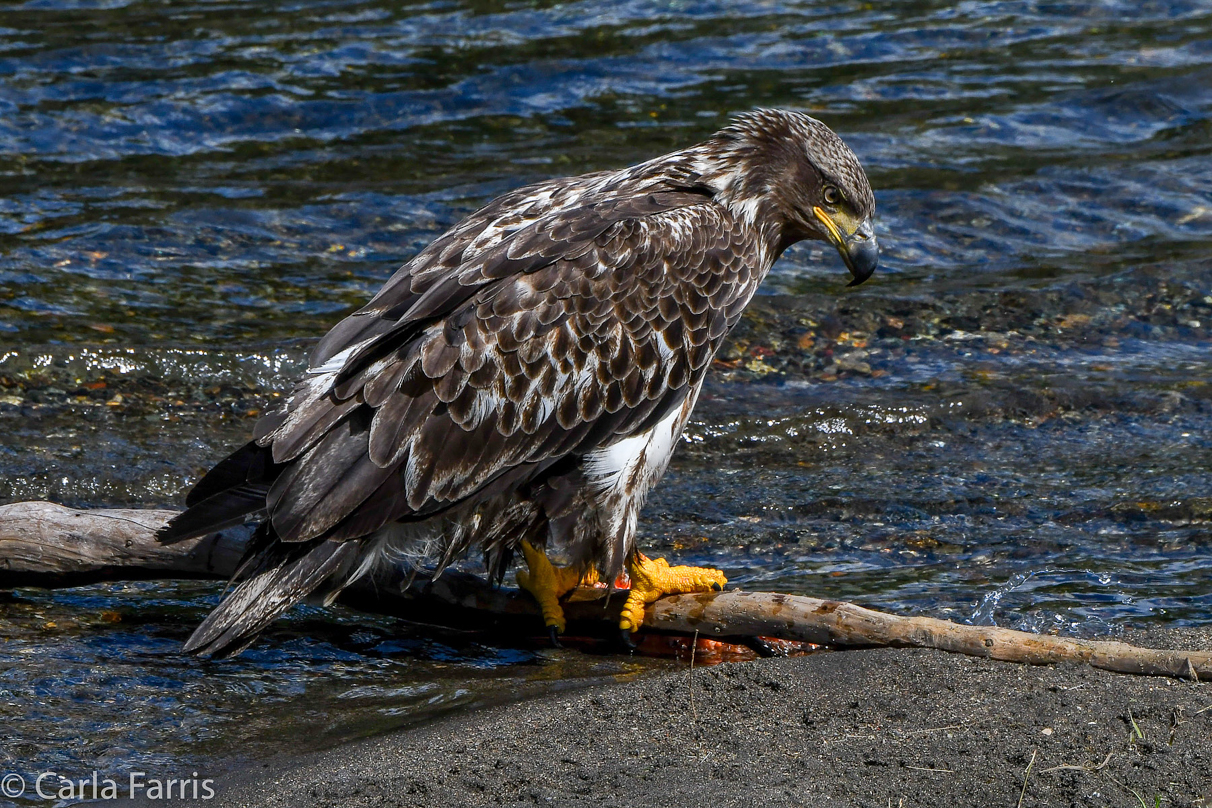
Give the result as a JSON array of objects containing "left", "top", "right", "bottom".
[{"left": 160, "top": 177, "right": 756, "bottom": 556}]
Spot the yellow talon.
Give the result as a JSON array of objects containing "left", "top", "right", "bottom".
[
  {"left": 619, "top": 551, "right": 727, "bottom": 634},
  {"left": 516, "top": 540, "right": 598, "bottom": 635}
]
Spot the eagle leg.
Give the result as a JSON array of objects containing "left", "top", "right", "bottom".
[
  {"left": 619, "top": 551, "right": 727, "bottom": 634},
  {"left": 516, "top": 540, "right": 599, "bottom": 640}
]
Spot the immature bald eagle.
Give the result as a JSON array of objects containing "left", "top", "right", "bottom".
[{"left": 159, "top": 108, "right": 878, "bottom": 656}]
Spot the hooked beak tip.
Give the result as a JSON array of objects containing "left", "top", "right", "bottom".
[
  {"left": 844, "top": 235, "right": 879, "bottom": 286},
  {"left": 813, "top": 207, "right": 879, "bottom": 287}
]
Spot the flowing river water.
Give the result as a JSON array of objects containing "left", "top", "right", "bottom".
[{"left": 1, "top": 0, "right": 1211, "bottom": 798}]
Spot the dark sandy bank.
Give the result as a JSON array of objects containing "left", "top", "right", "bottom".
[{"left": 196, "top": 628, "right": 1211, "bottom": 808}]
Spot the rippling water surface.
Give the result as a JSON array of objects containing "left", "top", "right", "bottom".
[{"left": 2, "top": 0, "right": 1211, "bottom": 799}]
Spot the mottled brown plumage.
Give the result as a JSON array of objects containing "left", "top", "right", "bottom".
[{"left": 159, "top": 108, "right": 878, "bottom": 655}]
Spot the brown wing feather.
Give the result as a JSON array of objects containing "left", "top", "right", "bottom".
[
  {"left": 252, "top": 179, "right": 757, "bottom": 545},
  {"left": 325, "top": 188, "right": 715, "bottom": 397},
  {"left": 308, "top": 173, "right": 614, "bottom": 370}
]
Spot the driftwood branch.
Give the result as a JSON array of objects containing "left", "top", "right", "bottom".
[{"left": 1, "top": 501, "right": 1209, "bottom": 681}]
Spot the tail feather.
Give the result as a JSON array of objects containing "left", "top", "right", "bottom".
[{"left": 182, "top": 537, "right": 359, "bottom": 656}]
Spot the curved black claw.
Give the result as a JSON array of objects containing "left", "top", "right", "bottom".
[
  {"left": 547, "top": 626, "right": 563, "bottom": 649},
  {"left": 711, "top": 581, "right": 723, "bottom": 592},
  {"left": 619, "top": 628, "right": 638, "bottom": 652}
]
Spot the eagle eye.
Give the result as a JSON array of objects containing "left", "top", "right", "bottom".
[{"left": 823, "top": 186, "right": 842, "bottom": 206}]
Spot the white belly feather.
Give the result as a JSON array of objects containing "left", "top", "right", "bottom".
[{"left": 581, "top": 382, "right": 704, "bottom": 553}]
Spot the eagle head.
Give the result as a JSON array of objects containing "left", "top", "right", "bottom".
[{"left": 708, "top": 108, "right": 878, "bottom": 286}]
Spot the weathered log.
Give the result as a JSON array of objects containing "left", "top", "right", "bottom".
[
  {"left": 0, "top": 501, "right": 247, "bottom": 586},
  {"left": 1, "top": 501, "right": 1209, "bottom": 680},
  {"left": 644, "top": 592, "right": 1212, "bottom": 680}
]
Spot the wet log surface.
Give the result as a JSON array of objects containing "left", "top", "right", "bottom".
[{"left": 1, "top": 500, "right": 1209, "bottom": 680}]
